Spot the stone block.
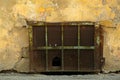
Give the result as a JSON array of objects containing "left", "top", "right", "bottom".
[{"left": 14, "top": 58, "right": 29, "bottom": 72}]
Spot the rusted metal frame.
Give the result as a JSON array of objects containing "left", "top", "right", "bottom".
[
  {"left": 60, "top": 22, "right": 94, "bottom": 26},
  {"left": 48, "top": 22, "right": 94, "bottom": 25},
  {"left": 27, "top": 21, "right": 45, "bottom": 26},
  {"left": 45, "top": 23, "right": 48, "bottom": 71},
  {"left": 94, "top": 22, "right": 101, "bottom": 71},
  {"left": 78, "top": 24, "right": 80, "bottom": 71},
  {"left": 28, "top": 26, "right": 33, "bottom": 50},
  {"left": 99, "top": 26, "right": 105, "bottom": 70},
  {"left": 28, "top": 26, "right": 33, "bottom": 71},
  {"left": 28, "top": 21, "right": 99, "bottom": 72},
  {"left": 61, "top": 23, "right": 64, "bottom": 71},
  {"left": 27, "top": 21, "right": 95, "bottom": 26}
]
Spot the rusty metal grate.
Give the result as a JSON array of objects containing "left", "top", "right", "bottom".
[{"left": 28, "top": 22, "right": 104, "bottom": 72}]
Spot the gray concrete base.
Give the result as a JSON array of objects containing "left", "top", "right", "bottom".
[{"left": 0, "top": 73, "right": 120, "bottom": 80}]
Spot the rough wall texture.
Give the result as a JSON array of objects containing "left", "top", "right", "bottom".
[{"left": 0, "top": 0, "right": 120, "bottom": 72}]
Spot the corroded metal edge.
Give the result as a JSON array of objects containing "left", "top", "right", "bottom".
[
  {"left": 28, "top": 26, "right": 33, "bottom": 50},
  {"left": 27, "top": 21, "right": 96, "bottom": 26}
]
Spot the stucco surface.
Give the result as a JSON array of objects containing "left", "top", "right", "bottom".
[{"left": 0, "top": 0, "right": 120, "bottom": 72}]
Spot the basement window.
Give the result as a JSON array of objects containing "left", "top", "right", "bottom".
[{"left": 28, "top": 21, "right": 104, "bottom": 73}]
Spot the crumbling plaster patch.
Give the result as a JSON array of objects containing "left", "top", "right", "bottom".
[
  {"left": 0, "top": 0, "right": 29, "bottom": 71},
  {"left": 102, "top": 23, "right": 120, "bottom": 72},
  {"left": 14, "top": 58, "right": 29, "bottom": 72}
]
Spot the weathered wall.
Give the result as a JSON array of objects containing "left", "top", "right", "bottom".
[{"left": 0, "top": 0, "right": 120, "bottom": 72}]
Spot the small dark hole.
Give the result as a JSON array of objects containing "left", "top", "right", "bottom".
[{"left": 52, "top": 57, "right": 61, "bottom": 66}]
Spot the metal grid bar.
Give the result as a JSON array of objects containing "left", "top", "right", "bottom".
[
  {"left": 28, "top": 26, "right": 33, "bottom": 71},
  {"left": 61, "top": 24, "right": 64, "bottom": 70},
  {"left": 27, "top": 21, "right": 95, "bottom": 26},
  {"left": 79, "top": 22, "right": 94, "bottom": 25},
  {"left": 33, "top": 46, "right": 95, "bottom": 50},
  {"left": 29, "top": 26, "right": 33, "bottom": 50},
  {"left": 45, "top": 24, "right": 48, "bottom": 71},
  {"left": 94, "top": 22, "right": 100, "bottom": 70},
  {"left": 78, "top": 24, "right": 80, "bottom": 71}
]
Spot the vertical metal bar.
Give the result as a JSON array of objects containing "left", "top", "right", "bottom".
[
  {"left": 28, "top": 26, "right": 33, "bottom": 71},
  {"left": 61, "top": 23, "right": 64, "bottom": 70},
  {"left": 94, "top": 22, "right": 100, "bottom": 71},
  {"left": 78, "top": 24, "right": 80, "bottom": 71},
  {"left": 29, "top": 26, "right": 33, "bottom": 50},
  {"left": 45, "top": 23, "right": 48, "bottom": 71}
]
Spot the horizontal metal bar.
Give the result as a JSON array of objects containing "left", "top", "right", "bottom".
[
  {"left": 45, "top": 69, "right": 100, "bottom": 72},
  {"left": 65, "top": 22, "right": 94, "bottom": 25},
  {"left": 79, "top": 22, "right": 95, "bottom": 25},
  {"left": 27, "top": 21, "right": 95, "bottom": 26},
  {"left": 46, "top": 70, "right": 78, "bottom": 72},
  {"left": 33, "top": 46, "right": 95, "bottom": 50},
  {"left": 27, "top": 21, "right": 45, "bottom": 26}
]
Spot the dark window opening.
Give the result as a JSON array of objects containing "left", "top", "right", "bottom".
[{"left": 52, "top": 57, "right": 61, "bottom": 67}]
